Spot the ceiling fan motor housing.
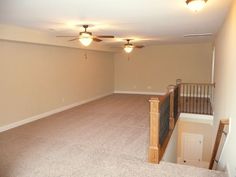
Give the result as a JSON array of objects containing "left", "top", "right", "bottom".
[{"left": 80, "top": 31, "right": 92, "bottom": 36}]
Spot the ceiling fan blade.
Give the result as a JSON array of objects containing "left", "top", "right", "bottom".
[
  {"left": 96, "top": 35, "right": 114, "bottom": 38},
  {"left": 68, "top": 38, "right": 79, "bottom": 41},
  {"left": 184, "top": 33, "right": 213, "bottom": 38},
  {"left": 135, "top": 45, "right": 144, "bottom": 48},
  {"left": 93, "top": 38, "right": 103, "bottom": 42},
  {"left": 56, "top": 35, "right": 78, "bottom": 37}
]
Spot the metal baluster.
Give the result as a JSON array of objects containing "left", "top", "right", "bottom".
[
  {"left": 192, "top": 84, "right": 194, "bottom": 113},
  {"left": 197, "top": 84, "right": 198, "bottom": 114},
  {"left": 212, "top": 84, "right": 214, "bottom": 114},
  {"left": 194, "top": 84, "right": 196, "bottom": 113},
  {"left": 184, "top": 84, "right": 186, "bottom": 113},
  {"left": 184, "top": 84, "right": 186, "bottom": 112},
  {"left": 202, "top": 85, "right": 205, "bottom": 114},
  {"left": 189, "top": 84, "right": 191, "bottom": 113},
  {"left": 203, "top": 85, "right": 205, "bottom": 114},
  {"left": 207, "top": 85, "right": 210, "bottom": 115},
  {"left": 186, "top": 84, "right": 189, "bottom": 113},
  {"left": 192, "top": 85, "right": 194, "bottom": 112},
  {"left": 200, "top": 85, "right": 202, "bottom": 114},
  {"left": 188, "top": 84, "right": 190, "bottom": 113},
  {"left": 203, "top": 85, "right": 206, "bottom": 114},
  {"left": 193, "top": 85, "right": 195, "bottom": 113},
  {"left": 182, "top": 84, "right": 185, "bottom": 112},
  {"left": 189, "top": 84, "right": 192, "bottom": 113}
]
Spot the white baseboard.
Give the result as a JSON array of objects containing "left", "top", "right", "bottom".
[
  {"left": 0, "top": 93, "right": 112, "bottom": 132},
  {"left": 114, "top": 90, "right": 165, "bottom": 95},
  {"left": 226, "top": 163, "right": 232, "bottom": 177}
]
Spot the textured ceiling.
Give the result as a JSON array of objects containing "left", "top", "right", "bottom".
[{"left": 0, "top": 0, "right": 232, "bottom": 46}]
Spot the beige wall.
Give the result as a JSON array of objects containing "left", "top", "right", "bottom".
[
  {"left": 114, "top": 43, "right": 213, "bottom": 94},
  {"left": 177, "top": 120, "right": 213, "bottom": 162},
  {"left": 0, "top": 40, "right": 114, "bottom": 127},
  {"left": 214, "top": 0, "right": 236, "bottom": 175}
]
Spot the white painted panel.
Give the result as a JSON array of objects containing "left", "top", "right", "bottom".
[{"left": 182, "top": 133, "right": 203, "bottom": 166}]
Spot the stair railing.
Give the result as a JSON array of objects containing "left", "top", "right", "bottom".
[
  {"left": 177, "top": 81, "right": 215, "bottom": 115},
  {"left": 148, "top": 79, "right": 215, "bottom": 164},
  {"left": 148, "top": 85, "right": 179, "bottom": 163},
  {"left": 209, "top": 119, "right": 229, "bottom": 169}
]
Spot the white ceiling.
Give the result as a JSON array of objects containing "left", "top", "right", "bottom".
[{"left": 0, "top": 0, "right": 233, "bottom": 46}]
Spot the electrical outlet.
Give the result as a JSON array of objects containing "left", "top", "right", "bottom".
[
  {"left": 147, "top": 86, "right": 152, "bottom": 90},
  {"left": 61, "top": 98, "right": 65, "bottom": 103}
]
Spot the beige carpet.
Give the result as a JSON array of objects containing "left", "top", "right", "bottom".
[{"left": 0, "top": 94, "right": 226, "bottom": 177}]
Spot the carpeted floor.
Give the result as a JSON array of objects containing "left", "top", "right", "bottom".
[{"left": 0, "top": 94, "right": 226, "bottom": 177}]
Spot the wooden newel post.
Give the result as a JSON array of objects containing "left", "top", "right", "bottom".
[
  {"left": 168, "top": 85, "right": 175, "bottom": 130},
  {"left": 176, "top": 79, "right": 182, "bottom": 113},
  {"left": 148, "top": 97, "right": 160, "bottom": 163},
  {"left": 176, "top": 79, "right": 182, "bottom": 85}
]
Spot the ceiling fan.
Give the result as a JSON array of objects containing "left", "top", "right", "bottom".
[
  {"left": 56, "top": 25, "right": 115, "bottom": 46},
  {"left": 123, "top": 39, "right": 144, "bottom": 53}
]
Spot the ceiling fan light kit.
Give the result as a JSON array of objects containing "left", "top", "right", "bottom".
[
  {"left": 79, "top": 32, "right": 93, "bottom": 46},
  {"left": 124, "top": 44, "right": 134, "bottom": 53},
  {"left": 123, "top": 39, "right": 144, "bottom": 54},
  {"left": 186, "top": 0, "right": 208, "bottom": 11},
  {"left": 56, "top": 25, "right": 114, "bottom": 47}
]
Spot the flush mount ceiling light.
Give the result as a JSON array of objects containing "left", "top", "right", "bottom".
[{"left": 186, "top": 0, "right": 208, "bottom": 12}]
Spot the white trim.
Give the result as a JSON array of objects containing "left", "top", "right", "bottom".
[
  {"left": 219, "top": 117, "right": 231, "bottom": 160},
  {"left": 217, "top": 117, "right": 231, "bottom": 173},
  {"left": 114, "top": 90, "right": 165, "bottom": 95},
  {"left": 0, "top": 93, "right": 112, "bottom": 132},
  {"left": 211, "top": 47, "right": 216, "bottom": 83},
  {"left": 226, "top": 163, "right": 232, "bottom": 177},
  {"left": 180, "top": 113, "right": 214, "bottom": 125}
]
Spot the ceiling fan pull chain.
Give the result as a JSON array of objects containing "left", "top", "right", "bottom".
[{"left": 84, "top": 52, "right": 88, "bottom": 60}]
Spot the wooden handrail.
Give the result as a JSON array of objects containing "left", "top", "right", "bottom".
[
  {"left": 168, "top": 85, "right": 176, "bottom": 130},
  {"left": 148, "top": 87, "right": 176, "bottom": 164},
  {"left": 180, "top": 83, "right": 215, "bottom": 86},
  {"left": 209, "top": 119, "right": 229, "bottom": 169}
]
